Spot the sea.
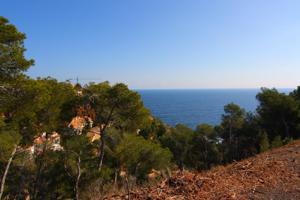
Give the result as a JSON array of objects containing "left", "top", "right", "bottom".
[{"left": 137, "top": 89, "right": 293, "bottom": 129}]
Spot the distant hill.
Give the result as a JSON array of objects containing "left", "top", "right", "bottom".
[{"left": 108, "top": 140, "right": 300, "bottom": 200}]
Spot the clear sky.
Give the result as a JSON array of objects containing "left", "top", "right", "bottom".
[{"left": 1, "top": 0, "right": 300, "bottom": 89}]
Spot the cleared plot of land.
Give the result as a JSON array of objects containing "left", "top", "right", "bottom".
[{"left": 108, "top": 140, "right": 300, "bottom": 200}]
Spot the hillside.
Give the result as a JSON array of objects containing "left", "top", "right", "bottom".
[{"left": 108, "top": 140, "right": 300, "bottom": 200}]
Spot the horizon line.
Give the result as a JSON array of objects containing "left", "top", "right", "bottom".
[{"left": 132, "top": 87, "right": 295, "bottom": 90}]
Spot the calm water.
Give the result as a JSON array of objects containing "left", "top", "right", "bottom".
[{"left": 137, "top": 89, "right": 292, "bottom": 128}]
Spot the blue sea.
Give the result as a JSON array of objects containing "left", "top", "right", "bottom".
[{"left": 137, "top": 89, "right": 293, "bottom": 128}]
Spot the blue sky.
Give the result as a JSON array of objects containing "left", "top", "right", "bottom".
[{"left": 1, "top": 0, "right": 300, "bottom": 89}]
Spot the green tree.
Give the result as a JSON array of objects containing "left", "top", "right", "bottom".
[
  {"left": 63, "top": 135, "right": 98, "bottom": 200},
  {"left": 186, "top": 133, "right": 220, "bottom": 170},
  {"left": 0, "top": 78, "right": 75, "bottom": 199},
  {"left": 139, "top": 118, "right": 167, "bottom": 140},
  {"left": 0, "top": 127, "right": 20, "bottom": 199},
  {"left": 0, "top": 16, "right": 34, "bottom": 199},
  {"left": 257, "top": 88, "right": 300, "bottom": 139},
  {"left": 116, "top": 134, "right": 172, "bottom": 181},
  {"left": 83, "top": 82, "right": 150, "bottom": 171},
  {"left": 29, "top": 79, "right": 75, "bottom": 199},
  {"left": 218, "top": 103, "right": 246, "bottom": 162},
  {"left": 290, "top": 86, "right": 300, "bottom": 103},
  {"left": 160, "top": 124, "right": 193, "bottom": 171},
  {"left": 0, "top": 16, "right": 34, "bottom": 83},
  {"left": 220, "top": 103, "right": 246, "bottom": 144},
  {"left": 34, "top": 77, "right": 75, "bottom": 133},
  {"left": 195, "top": 123, "right": 218, "bottom": 142},
  {"left": 236, "top": 113, "right": 260, "bottom": 159}
]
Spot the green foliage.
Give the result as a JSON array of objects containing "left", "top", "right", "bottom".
[
  {"left": 83, "top": 82, "right": 152, "bottom": 170},
  {"left": 63, "top": 135, "right": 99, "bottom": 199},
  {"left": 290, "top": 86, "right": 300, "bottom": 104},
  {"left": 0, "top": 132, "right": 19, "bottom": 160},
  {"left": 1, "top": 78, "right": 75, "bottom": 146},
  {"left": 0, "top": 16, "right": 34, "bottom": 82},
  {"left": 139, "top": 118, "right": 167, "bottom": 140},
  {"left": 186, "top": 134, "right": 220, "bottom": 170},
  {"left": 0, "top": 120, "right": 20, "bottom": 162},
  {"left": 64, "top": 135, "right": 98, "bottom": 179},
  {"left": 219, "top": 103, "right": 246, "bottom": 162},
  {"left": 34, "top": 78, "right": 75, "bottom": 132},
  {"left": 160, "top": 124, "right": 193, "bottom": 170},
  {"left": 271, "top": 135, "right": 283, "bottom": 148},
  {"left": 257, "top": 88, "right": 300, "bottom": 139},
  {"left": 158, "top": 123, "right": 221, "bottom": 171},
  {"left": 220, "top": 103, "right": 246, "bottom": 142},
  {"left": 0, "top": 115, "right": 4, "bottom": 128},
  {"left": 282, "top": 137, "right": 293, "bottom": 145},
  {"left": 116, "top": 134, "right": 172, "bottom": 181},
  {"left": 259, "top": 132, "right": 270, "bottom": 152},
  {"left": 0, "top": 16, "right": 35, "bottom": 200},
  {"left": 195, "top": 123, "right": 217, "bottom": 142},
  {"left": 31, "top": 151, "right": 73, "bottom": 199},
  {"left": 218, "top": 104, "right": 262, "bottom": 162},
  {"left": 85, "top": 82, "right": 151, "bottom": 132}
]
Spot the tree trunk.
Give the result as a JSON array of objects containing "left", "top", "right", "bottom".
[
  {"left": 33, "top": 141, "right": 48, "bottom": 200},
  {"left": 166, "top": 167, "right": 172, "bottom": 178},
  {"left": 235, "top": 137, "right": 239, "bottom": 160},
  {"left": 97, "top": 105, "right": 115, "bottom": 171},
  {"left": 75, "top": 153, "right": 81, "bottom": 200},
  {"left": 282, "top": 118, "right": 290, "bottom": 138},
  {"left": 229, "top": 118, "right": 232, "bottom": 144},
  {"left": 125, "top": 176, "right": 130, "bottom": 200},
  {"left": 16, "top": 160, "right": 26, "bottom": 200},
  {"left": 98, "top": 135, "right": 105, "bottom": 171},
  {"left": 0, "top": 145, "right": 17, "bottom": 200},
  {"left": 204, "top": 141, "right": 208, "bottom": 169},
  {"left": 178, "top": 160, "right": 184, "bottom": 172},
  {"left": 114, "top": 169, "right": 118, "bottom": 191}
]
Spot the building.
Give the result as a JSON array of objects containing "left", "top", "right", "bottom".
[{"left": 31, "top": 131, "right": 63, "bottom": 155}]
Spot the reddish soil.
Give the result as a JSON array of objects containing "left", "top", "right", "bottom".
[{"left": 108, "top": 140, "right": 300, "bottom": 200}]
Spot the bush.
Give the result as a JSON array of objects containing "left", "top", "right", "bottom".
[{"left": 271, "top": 135, "right": 283, "bottom": 148}]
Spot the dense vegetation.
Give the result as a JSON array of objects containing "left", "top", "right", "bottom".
[{"left": 1, "top": 16, "right": 300, "bottom": 199}]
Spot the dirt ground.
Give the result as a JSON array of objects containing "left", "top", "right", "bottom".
[{"left": 107, "top": 140, "right": 300, "bottom": 200}]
